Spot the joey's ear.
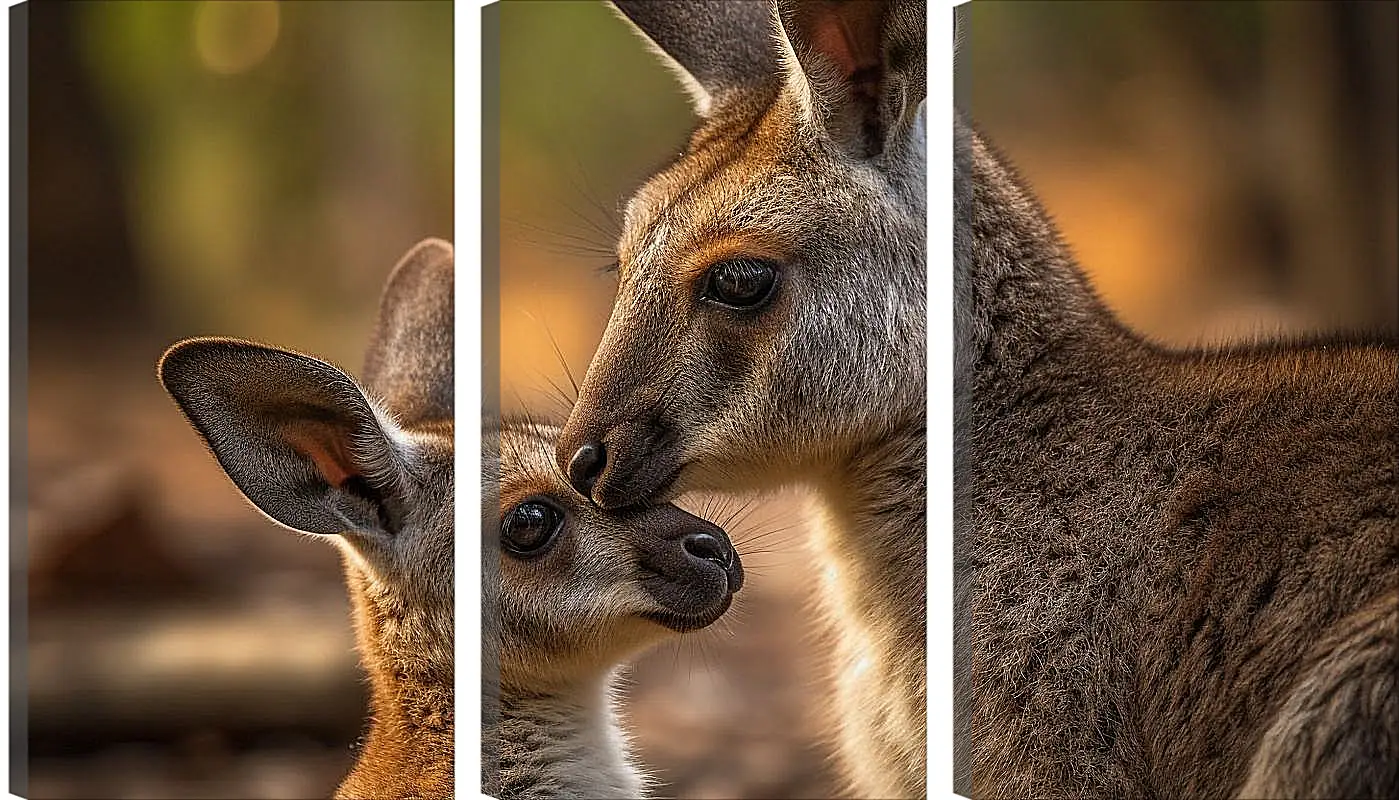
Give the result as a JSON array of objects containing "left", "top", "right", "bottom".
[
  {"left": 362, "top": 238, "right": 453, "bottom": 426},
  {"left": 610, "top": 0, "right": 777, "bottom": 115},
  {"left": 776, "top": 0, "right": 926, "bottom": 159},
  {"left": 159, "top": 338, "right": 407, "bottom": 537}
]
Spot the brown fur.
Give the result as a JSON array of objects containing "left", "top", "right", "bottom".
[
  {"left": 955, "top": 110, "right": 1399, "bottom": 799},
  {"left": 160, "top": 240, "right": 456, "bottom": 800},
  {"left": 483, "top": 419, "right": 743, "bottom": 799},
  {"left": 336, "top": 424, "right": 454, "bottom": 800},
  {"left": 558, "top": 2, "right": 927, "bottom": 796}
]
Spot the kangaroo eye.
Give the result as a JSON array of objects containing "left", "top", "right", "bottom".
[
  {"left": 502, "top": 500, "right": 564, "bottom": 557},
  {"left": 703, "top": 258, "right": 779, "bottom": 309}
]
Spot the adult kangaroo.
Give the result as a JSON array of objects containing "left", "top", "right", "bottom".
[
  {"left": 556, "top": 1, "right": 927, "bottom": 798},
  {"left": 955, "top": 80, "right": 1398, "bottom": 800}
]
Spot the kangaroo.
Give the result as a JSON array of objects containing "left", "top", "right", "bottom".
[
  {"left": 554, "top": 2, "right": 927, "bottom": 798},
  {"left": 954, "top": 83, "right": 1398, "bottom": 800},
  {"left": 158, "top": 239, "right": 455, "bottom": 800},
  {"left": 483, "top": 418, "right": 744, "bottom": 799}
]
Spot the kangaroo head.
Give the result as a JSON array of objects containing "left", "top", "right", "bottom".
[
  {"left": 486, "top": 419, "right": 744, "bottom": 692},
  {"left": 557, "top": 0, "right": 926, "bottom": 509},
  {"left": 158, "top": 239, "right": 454, "bottom": 795}
]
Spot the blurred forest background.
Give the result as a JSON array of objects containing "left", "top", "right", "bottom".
[
  {"left": 500, "top": 1, "right": 1397, "bottom": 799},
  {"left": 961, "top": 0, "right": 1397, "bottom": 342},
  {"left": 21, "top": 1, "right": 451, "bottom": 798}
]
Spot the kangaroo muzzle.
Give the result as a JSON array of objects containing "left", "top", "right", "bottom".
[
  {"left": 558, "top": 413, "right": 683, "bottom": 510},
  {"left": 632, "top": 504, "right": 744, "bottom": 633}
]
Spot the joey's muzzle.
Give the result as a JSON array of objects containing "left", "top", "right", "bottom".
[{"left": 632, "top": 504, "right": 743, "bottom": 633}]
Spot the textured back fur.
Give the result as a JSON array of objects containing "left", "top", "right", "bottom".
[
  {"left": 557, "top": 2, "right": 927, "bottom": 797},
  {"left": 955, "top": 109, "right": 1399, "bottom": 799}
]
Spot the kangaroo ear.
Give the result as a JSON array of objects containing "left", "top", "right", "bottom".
[
  {"left": 362, "top": 238, "right": 453, "bottom": 426},
  {"left": 610, "top": 0, "right": 777, "bottom": 115},
  {"left": 159, "top": 338, "right": 408, "bottom": 538},
  {"left": 776, "top": 0, "right": 925, "bottom": 159}
]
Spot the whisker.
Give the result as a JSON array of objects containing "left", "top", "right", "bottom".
[
  {"left": 542, "top": 326, "right": 580, "bottom": 400},
  {"left": 502, "top": 216, "right": 618, "bottom": 262},
  {"left": 735, "top": 524, "right": 803, "bottom": 547},
  {"left": 556, "top": 124, "right": 624, "bottom": 236}
]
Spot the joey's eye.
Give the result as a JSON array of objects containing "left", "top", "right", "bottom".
[
  {"left": 702, "top": 258, "right": 779, "bottom": 309},
  {"left": 501, "top": 499, "right": 564, "bottom": 557}
]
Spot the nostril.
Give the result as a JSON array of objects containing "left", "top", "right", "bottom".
[
  {"left": 567, "top": 441, "right": 606, "bottom": 497},
  {"left": 682, "top": 532, "right": 731, "bottom": 568}
]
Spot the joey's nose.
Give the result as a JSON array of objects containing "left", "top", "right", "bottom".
[
  {"left": 567, "top": 441, "right": 606, "bottom": 498},
  {"left": 681, "top": 530, "right": 743, "bottom": 591},
  {"left": 683, "top": 531, "right": 732, "bottom": 569}
]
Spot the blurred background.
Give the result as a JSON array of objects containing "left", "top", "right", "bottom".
[
  {"left": 21, "top": 1, "right": 450, "bottom": 797},
  {"left": 961, "top": 0, "right": 1397, "bottom": 343},
  {"left": 499, "top": 1, "right": 1397, "bottom": 799}
]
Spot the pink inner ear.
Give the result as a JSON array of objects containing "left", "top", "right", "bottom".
[
  {"left": 805, "top": 1, "right": 885, "bottom": 79},
  {"left": 283, "top": 423, "right": 358, "bottom": 487}
]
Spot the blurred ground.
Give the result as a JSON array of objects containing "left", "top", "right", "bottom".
[{"left": 27, "top": 345, "right": 362, "bottom": 799}]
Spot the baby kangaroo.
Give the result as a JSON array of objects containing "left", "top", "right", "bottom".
[
  {"left": 159, "top": 239, "right": 454, "bottom": 800},
  {"left": 955, "top": 107, "right": 1398, "bottom": 797},
  {"left": 484, "top": 419, "right": 744, "bottom": 799},
  {"left": 556, "top": 2, "right": 926, "bottom": 797}
]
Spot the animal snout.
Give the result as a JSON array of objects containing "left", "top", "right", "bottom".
[
  {"left": 682, "top": 531, "right": 732, "bottom": 569},
  {"left": 681, "top": 527, "right": 744, "bottom": 593},
  {"left": 566, "top": 441, "right": 606, "bottom": 497},
  {"left": 557, "top": 418, "right": 684, "bottom": 509}
]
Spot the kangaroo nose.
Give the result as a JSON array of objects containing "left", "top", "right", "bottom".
[
  {"left": 682, "top": 531, "right": 732, "bottom": 569},
  {"left": 567, "top": 441, "right": 606, "bottom": 498}
]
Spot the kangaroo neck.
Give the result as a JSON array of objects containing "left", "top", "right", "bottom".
[
  {"left": 337, "top": 663, "right": 453, "bottom": 799},
  {"left": 809, "top": 418, "right": 927, "bottom": 612},
  {"left": 337, "top": 568, "right": 453, "bottom": 799},
  {"left": 488, "top": 675, "right": 641, "bottom": 800},
  {"left": 954, "top": 116, "right": 1135, "bottom": 399}
]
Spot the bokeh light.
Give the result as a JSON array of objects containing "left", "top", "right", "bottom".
[{"left": 194, "top": 1, "right": 281, "bottom": 76}]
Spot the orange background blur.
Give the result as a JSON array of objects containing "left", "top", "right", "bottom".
[{"left": 962, "top": 0, "right": 1397, "bottom": 344}]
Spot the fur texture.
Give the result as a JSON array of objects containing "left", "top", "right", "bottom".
[
  {"left": 160, "top": 239, "right": 456, "bottom": 800},
  {"left": 557, "top": 2, "right": 928, "bottom": 797},
  {"left": 484, "top": 420, "right": 743, "bottom": 799},
  {"left": 954, "top": 112, "right": 1399, "bottom": 799}
]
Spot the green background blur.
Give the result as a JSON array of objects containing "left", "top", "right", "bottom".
[{"left": 24, "top": 2, "right": 450, "bottom": 798}]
